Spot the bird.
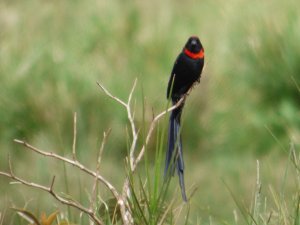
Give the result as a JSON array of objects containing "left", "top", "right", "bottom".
[{"left": 164, "top": 36, "right": 205, "bottom": 201}]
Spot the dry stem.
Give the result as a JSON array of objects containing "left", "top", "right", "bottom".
[
  {"left": 72, "top": 112, "right": 77, "bottom": 161},
  {"left": 0, "top": 156, "right": 104, "bottom": 225},
  {"left": 13, "top": 139, "right": 120, "bottom": 202},
  {"left": 0, "top": 79, "right": 194, "bottom": 225},
  {"left": 90, "top": 129, "right": 112, "bottom": 211},
  {"left": 97, "top": 79, "right": 188, "bottom": 225}
]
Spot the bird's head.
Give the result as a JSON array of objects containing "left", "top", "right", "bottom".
[{"left": 184, "top": 36, "right": 204, "bottom": 59}]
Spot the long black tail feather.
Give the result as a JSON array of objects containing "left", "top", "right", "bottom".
[{"left": 164, "top": 107, "right": 187, "bottom": 201}]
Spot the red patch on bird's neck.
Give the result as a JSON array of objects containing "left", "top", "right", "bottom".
[{"left": 184, "top": 48, "right": 204, "bottom": 59}]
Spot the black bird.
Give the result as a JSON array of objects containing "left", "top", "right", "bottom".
[{"left": 165, "top": 36, "right": 204, "bottom": 201}]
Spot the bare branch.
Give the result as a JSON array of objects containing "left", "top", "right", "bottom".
[
  {"left": 8, "top": 154, "right": 13, "bottom": 176},
  {"left": 90, "top": 129, "right": 111, "bottom": 211},
  {"left": 97, "top": 79, "right": 138, "bottom": 172},
  {"left": 133, "top": 96, "right": 186, "bottom": 171},
  {"left": 131, "top": 82, "right": 195, "bottom": 171},
  {"left": 98, "top": 129, "right": 112, "bottom": 169},
  {"left": 126, "top": 79, "right": 138, "bottom": 170},
  {"left": 0, "top": 168, "right": 104, "bottom": 225},
  {"left": 121, "top": 94, "right": 186, "bottom": 221},
  {"left": 50, "top": 176, "right": 56, "bottom": 191},
  {"left": 3, "top": 80, "right": 192, "bottom": 225},
  {"left": 96, "top": 81, "right": 127, "bottom": 107},
  {"left": 129, "top": 129, "right": 139, "bottom": 168},
  {"left": 127, "top": 78, "right": 137, "bottom": 106},
  {"left": 13, "top": 139, "right": 120, "bottom": 201},
  {"left": 72, "top": 112, "right": 77, "bottom": 161}
]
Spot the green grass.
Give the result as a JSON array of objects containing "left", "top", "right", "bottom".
[{"left": 1, "top": 0, "right": 300, "bottom": 224}]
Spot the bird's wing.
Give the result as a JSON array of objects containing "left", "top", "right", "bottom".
[{"left": 166, "top": 54, "right": 180, "bottom": 99}]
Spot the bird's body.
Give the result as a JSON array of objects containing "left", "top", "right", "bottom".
[{"left": 165, "top": 36, "right": 204, "bottom": 201}]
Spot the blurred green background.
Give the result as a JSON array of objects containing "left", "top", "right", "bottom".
[{"left": 0, "top": 0, "right": 300, "bottom": 224}]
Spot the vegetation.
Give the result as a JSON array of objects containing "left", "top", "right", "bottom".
[{"left": 0, "top": 0, "right": 299, "bottom": 224}]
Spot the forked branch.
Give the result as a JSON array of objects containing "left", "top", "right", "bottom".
[
  {"left": 0, "top": 79, "right": 193, "bottom": 225},
  {"left": 96, "top": 79, "right": 188, "bottom": 218},
  {"left": 0, "top": 156, "right": 104, "bottom": 225}
]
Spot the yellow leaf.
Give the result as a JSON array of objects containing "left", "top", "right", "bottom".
[
  {"left": 40, "top": 212, "right": 47, "bottom": 223},
  {"left": 40, "top": 211, "right": 58, "bottom": 225}
]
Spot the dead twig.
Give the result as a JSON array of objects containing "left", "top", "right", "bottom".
[
  {"left": 72, "top": 112, "right": 77, "bottom": 161},
  {"left": 1, "top": 156, "right": 104, "bottom": 225},
  {"left": 13, "top": 139, "right": 120, "bottom": 202},
  {"left": 90, "top": 129, "right": 112, "bottom": 212},
  {"left": 0, "top": 79, "right": 196, "bottom": 225},
  {"left": 97, "top": 79, "right": 188, "bottom": 225}
]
